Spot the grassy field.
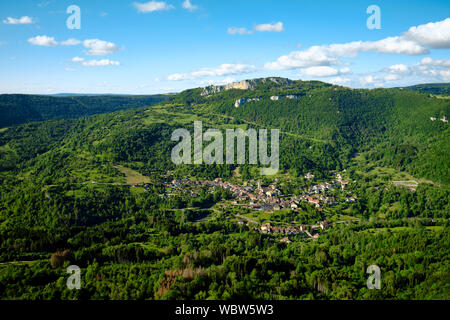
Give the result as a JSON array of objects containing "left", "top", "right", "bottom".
[
  {"left": 351, "top": 153, "right": 436, "bottom": 186},
  {"left": 113, "top": 165, "right": 151, "bottom": 184},
  {"left": 362, "top": 226, "right": 444, "bottom": 234},
  {"left": 331, "top": 214, "right": 360, "bottom": 222},
  {"left": 0, "top": 260, "right": 39, "bottom": 267}
]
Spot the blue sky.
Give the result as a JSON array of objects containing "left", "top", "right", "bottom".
[{"left": 0, "top": 0, "right": 449, "bottom": 94}]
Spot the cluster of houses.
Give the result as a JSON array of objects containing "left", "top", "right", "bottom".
[
  {"left": 161, "top": 172, "right": 356, "bottom": 210},
  {"left": 294, "top": 176, "right": 353, "bottom": 208},
  {"left": 259, "top": 220, "right": 330, "bottom": 241},
  {"left": 162, "top": 178, "right": 222, "bottom": 198}
]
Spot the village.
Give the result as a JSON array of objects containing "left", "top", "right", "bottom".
[
  {"left": 156, "top": 171, "right": 357, "bottom": 211},
  {"left": 128, "top": 171, "right": 359, "bottom": 242}
]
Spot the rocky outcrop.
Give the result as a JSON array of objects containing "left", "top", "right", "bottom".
[
  {"left": 201, "top": 77, "right": 293, "bottom": 96},
  {"left": 201, "top": 80, "right": 256, "bottom": 96},
  {"left": 234, "top": 97, "right": 261, "bottom": 108},
  {"left": 234, "top": 94, "right": 302, "bottom": 107}
]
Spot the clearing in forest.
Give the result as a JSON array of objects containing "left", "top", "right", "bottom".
[{"left": 113, "top": 165, "right": 151, "bottom": 184}]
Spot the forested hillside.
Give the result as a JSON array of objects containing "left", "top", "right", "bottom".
[
  {"left": 0, "top": 94, "right": 170, "bottom": 128},
  {"left": 172, "top": 78, "right": 450, "bottom": 183},
  {"left": 0, "top": 78, "right": 448, "bottom": 300},
  {"left": 401, "top": 83, "right": 450, "bottom": 96}
]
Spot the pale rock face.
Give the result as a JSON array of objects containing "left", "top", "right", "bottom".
[
  {"left": 201, "top": 77, "right": 291, "bottom": 96},
  {"left": 202, "top": 80, "right": 255, "bottom": 96},
  {"left": 234, "top": 97, "right": 261, "bottom": 107},
  {"left": 234, "top": 98, "right": 246, "bottom": 108}
]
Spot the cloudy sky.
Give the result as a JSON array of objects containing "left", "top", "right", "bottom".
[{"left": 0, "top": 0, "right": 449, "bottom": 94}]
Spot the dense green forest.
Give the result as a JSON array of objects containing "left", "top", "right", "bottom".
[
  {"left": 0, "top": 78, "right": 448, "bottom": 300},
  {"left": 0, "top": 94, "right": 170, "bottom": 128},
  {"left": 401, "top": 83, "right": 450, "bottom": 96}
]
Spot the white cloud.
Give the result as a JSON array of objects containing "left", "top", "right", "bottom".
[
  {"left": 37, "top": 1, "right": 50, "bottom": 8},
  {"left": 301, "top": 66, "right": 351, "bottom": 77},
  {"left": 264, "top": 19, "right": 450, "bottom": 71},
  {"left": 385, "top": 64, "right": 411, "bottom": 75},
  {"left": 355, "top": 37, "right": 428, "bottom": 55},
  {"left": 403, "top": 18, "right": 450, "bottom": 49},
  {"left": 167, "top": 63, "right": 256, "bottom": 81},
  {"left": 228, "top": 22, "right": 284, "bottom": 35},
  {"left": 61, "top": 38, "right": 81, "bottom": 46},
  {"left": 384, "top": 74, "right": 400, "bottom": 81},
  {"left": 329, "top": 77, "right": 351, "bottom": 86},
  {"left": 254, "top": 22, "right": 284, "bottom": 33},
  {"left": 440, "top": 69, "right": 450, "bottom": 81},
  {"left": 339, "top": 67, "right": 352, "bottom": 74},
  {"left": 182, "top": 0, "right": 197, "bottom": 11},
  {"left": 167, "top": 73, "right": 186, "bottom": 81},
  {"left": 265, "top": 46, "right": 341, "bottom": 70},
  {"left": 420, "top": 57, "right": 450, "bottom": 68},
  {"left": 3, "top": 16, "right": 34, "bottom": 24},
  {"left": 72, "top": 56, "right": 120, "bottom": 67},
  {"left": 133, "top": 1, "right": 174, "bottom": 13},
  {"left": 359, "top": 75, "right": 385, "bottom": 87},
  {"left": 378, "top": 57, "right": 450, "bottom": 83},
  {"left": 227, "top": 27, "right": 252, "bottom": 35},
  {"left": 83, "top": 39, "right": 119, "bottom": 56},
  {"left": 72, "top": 56, "right": 85, "bottom": 62},
  {"left": 81, "top": 59, "right": 120, "bottom": 66},
  {"left": 417, "top": 57, "right": 450, "bottom": 81},
  {"left": 266, "top": 38, "right": 428, "bottom": 71},
  {"left": 198, "top": 77, "right": 236, "bottom": 86},
  {"left": 360, "top": 75, "right": 375, "bottom": 85},
  {"left": 28, "top": 35, "right": 58, "bottom": 46}
]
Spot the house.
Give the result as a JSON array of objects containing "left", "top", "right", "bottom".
[
  {"left": 441, "top": 116, "right": 448, "bottom": 123},
  {"left": 313, "top": 233, "right": 320, "bottom": 240},
  {"left": 341, "top": 180, "right": 349, "bottom": 191},
  {"left": 290, "top": 203, "right": 298, "bottom": 210},
  {"left": 280, "top": 237, "right": 291, "bottom": 243},
  {"left": 305, "top": 172, "right": 315, "bottom": 180},
  {"left": 430, "top": 117, "right": 437, "bottom": 121},
  {"left": 261, "top": 223, "right": 272, "bottom": 233},
  {"left": 300, "top": 225, "right": 308, "bottom": 232},
  {"left": 309, "top": 199, "right": 320, "bottom": 207},
  {"left": 324, "top": 197, "right": 337, "bottom": 205},
  {"left": 266, "top": 190, "right": 275, "bottom": 197},
  {"left": 320, "top": 221, "right": 330, "bottom": 230},
  {"left": 270, "top": 96, "right": 280, "bottom": 101}
]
